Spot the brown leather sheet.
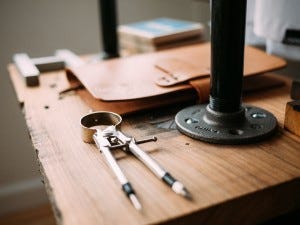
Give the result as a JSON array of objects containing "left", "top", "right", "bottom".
[
  {"left": 65, "top": 42, "right": 286, "bottom": 114},
  {"left": 66, "top": 73, "right": 285, "bottom": 115},
  {"left": 66, "top": 42, "right": 286, "bottom": 101}
]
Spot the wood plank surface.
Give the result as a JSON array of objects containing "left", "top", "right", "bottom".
[{"left": 8, "top": 64, "right": 300, "bottom": 225}]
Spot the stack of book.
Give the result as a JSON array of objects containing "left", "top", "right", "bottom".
[{"left": 118, "top": 18, "right": 205, "bottom": 55}]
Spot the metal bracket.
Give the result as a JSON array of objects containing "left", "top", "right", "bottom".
[{"left": 13, "top": 49, "right": 84, "bottom": 87}]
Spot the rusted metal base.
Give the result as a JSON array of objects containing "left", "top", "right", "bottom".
[{"left": 175, "top": 104, "right": 277, "bottom": 144}]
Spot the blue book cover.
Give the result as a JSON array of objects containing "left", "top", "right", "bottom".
[{"left": 119, "top": 18, "right": 203, "bottom": 39}]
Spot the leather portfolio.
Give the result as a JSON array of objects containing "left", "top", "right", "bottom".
[{"left": 66, "top": 42, "right": 286, "bottom": 115}]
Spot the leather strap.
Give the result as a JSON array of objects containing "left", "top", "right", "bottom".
[
  {"left": 155, "top": 44, "right": 287, "bottom": 86},
  {"left": 155, "top": 58, "right": 209, "bottom": 86}
]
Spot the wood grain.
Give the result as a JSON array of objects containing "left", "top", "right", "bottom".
[
  {"left": 8, "top": 64, "right": 300, "bottom": 225},
  {"left": 284, "top": 101, "right": 300, "bottom": 137}
]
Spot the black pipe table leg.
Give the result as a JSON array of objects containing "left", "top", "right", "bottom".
[
  {"left": 175, "top": 0, "right": 277, "bottom": 144},
  {"left": 99, "top": 0, "right": 119, "bottom": 59}
]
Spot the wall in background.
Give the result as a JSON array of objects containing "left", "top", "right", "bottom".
[{"left": 0, "top": 0, "right": 210, "bottom": 215}]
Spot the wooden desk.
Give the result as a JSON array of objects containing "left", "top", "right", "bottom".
[{"left": 8, "top": 64, "right": 300, "bottom": 225}]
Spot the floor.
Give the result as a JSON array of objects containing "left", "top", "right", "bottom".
[
  {"left": 0, "top": 203, "right": 298, "bottom": 225},
  {"left": 0, "top": 204, "right": 56, "bottom": 225}
]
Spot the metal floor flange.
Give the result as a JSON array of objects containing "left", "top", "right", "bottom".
[{"left": 175, "top": 104, "right": 277, "bottom": 144}]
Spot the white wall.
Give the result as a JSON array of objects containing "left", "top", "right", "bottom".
[
  {"left": 0, "top": 0, "right": 210, "bottom": 215},
  {"left": 0, "top": 0, "right": 101, "bottom": 215}
]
